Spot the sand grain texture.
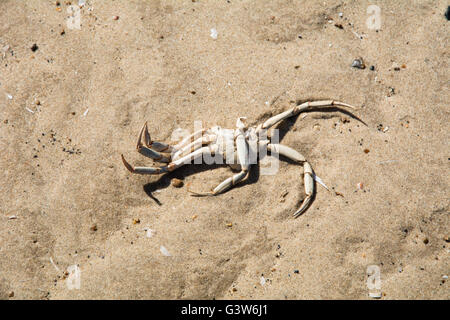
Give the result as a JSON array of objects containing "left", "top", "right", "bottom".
[{"left": 0, "top": 0, "right": 448, "bottom": 299}]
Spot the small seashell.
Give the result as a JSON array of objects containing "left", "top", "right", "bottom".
[{"left": 351, "top": 58, "right": 366, "bottom": 69}]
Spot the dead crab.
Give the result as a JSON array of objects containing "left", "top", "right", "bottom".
[{"left": 121, "top": 100, "right": 358, "bottom": 217}]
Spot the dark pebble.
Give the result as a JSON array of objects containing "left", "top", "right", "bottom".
[
  {"left": 370, "top": 65, "right": 375, "bottom": 71},
  {"left": 446, "top": 6, "right": 450, "bottom": 20},
  {"left": 31, "top": 44, "right": 38, "bottom": 52},
  {"left": 294, "top": 270, "right": 299, "bottom": 274}
]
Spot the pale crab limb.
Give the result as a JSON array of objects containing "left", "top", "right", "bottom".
[
  {"left": 267, "top": 143, "right": 314, "bottom": 217},
  {"left": 188, "top": 118, "right": 250, "bottom": 196},
  {"left": 172, "top": 134, "right": 216, "bottom": 161},
  {"left": 187, "top": 170, "right": 249, "bottom": 196},
  {"left": 122, "top": 145, "right": 217, "bottom": 175},
  {"left": 135, "top": 123, "right": 171, "bottom": 163},
  {"left": 173, "top": 128, "right": 207, "bottom": 151},
  {"left": 260, "top": 100, "right": 358, "bottom": 130}
]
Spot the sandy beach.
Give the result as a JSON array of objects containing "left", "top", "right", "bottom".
[{"left": 0, "top": 0, "right": 448, "bottom": 299}]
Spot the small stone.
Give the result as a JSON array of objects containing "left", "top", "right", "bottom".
[
  {"left": 423, "top": 238, "right": 429, "bottom": 245},
  {"left": 357, "top": 182, "right": 364, "bottom": 190},
  {"left": 133, "top": 218, "right": 140, "bottom": 224},
  {"left": 90, "top": 224, "right": 97, "bottom": 232},
  {"left": 8, "top": 291, "right": 14, "bottom": 298},
  {"left": 293, "top": 270, "right": 299, "bottom": 274},
  {"left": 351, "top": 58, "right": 366, "bottom": 69},
  {"left": 445, "top": 6, "right": 450, "bottom": 20},
  {"left": 171, "top": 178, "right": 183, "bottom": 188},
  {"left": 226, "top": 223, "right": 233, "bottom": 228},
  {"left": 370, "top": 65, "right": 375, "bottom": 71},
  {"left": 113, "top": 16, "right": 119, "bottom": 20},
  {"left": 363, "top": 148, "right": 370, "bottom": 154}
]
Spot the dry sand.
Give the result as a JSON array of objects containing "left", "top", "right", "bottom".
[{"left": 0, "top": 0, "right": 448, "bottom": 299}]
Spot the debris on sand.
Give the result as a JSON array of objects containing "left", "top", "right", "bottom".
[
  {"left": 171, "top": 178, "right": 184, "bottom": 188},
  {"left": 369, "top": 292, "right": 382, "bottom": 299},
  {"left": 260, "top": 276, "right": 266, "bottom": 286},
  {"left": 31, "top": 43, "right": 39, "bottom": 52},
  {"left": 210, "top": 28, "right": 218, "bottom": 39},
  {"left": 144, "top": 227, "right": 154, "bottom": 238},
  {"left": 160, "top": 245, "right": 171, "bottom": 256},
  {"left": 351, "top": 57, "right": 366, "bottom": 69}
]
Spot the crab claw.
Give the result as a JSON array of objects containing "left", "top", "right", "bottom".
[{"left": 121, "top": 154, "right": 135, "bottom": 173}]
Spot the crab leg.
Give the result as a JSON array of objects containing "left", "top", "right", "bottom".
[
  {"left": 267, "top": 143, "right": 314, "bottom": 217},
  {"left": 260, "top": 100, "right": 358, "bottom": 131},
  {"left": 173, "top": 128, "right": 207, "bottom": 151},
  {"left": 172, "top": 134, "right": 216, "bottom": 161},
  {"left": 122, "top": 145, "right": 218, "bottom": 175}
]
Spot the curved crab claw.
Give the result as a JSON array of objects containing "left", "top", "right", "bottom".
[{"left": 121, "top": 154, "right": 135, "bottom": 173}]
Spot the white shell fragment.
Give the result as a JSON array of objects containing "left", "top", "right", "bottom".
[
  {"left": 83, "top": 108, "right": 89, "bottom": 116},
  {"left": 6, "top": 94, "right": 12, "bottom": 100},
  {"left": 144, "top": 227, "right": 154, "bottom": 238},
  {"left": 210, "top": 28, "right": 218, "bottom": 39},
  {"left": 260, "top": 276, "right": 266, "bottom": 286},
  {"left": 8, "top": 215, "right": 17, "bottom": 219},
  {"left": 369, "top": 292, "right": 382, "bottom": 299},
  {"left": 160, "top": 245, "right": 171, "bottom": 256}
]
